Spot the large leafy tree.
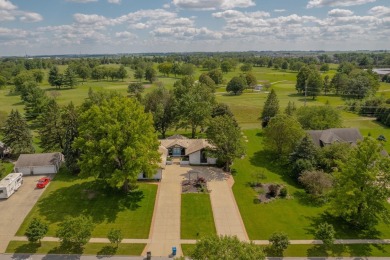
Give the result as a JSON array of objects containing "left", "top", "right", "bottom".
[
  {"left": 263, "top": 114, "right": 305, "bottom": 158},
  {"left": 260, "top": 89, "right": 279, "bottom": 127},
  {"left": 330, "top": 137, "right": 390, "bottom": 228},
  {"left": 296, "top": 66, "right": 311, "bottom": 93},
  {"left": 296, "top": 105, "right": 342, "bottom": 130},
  {"left": 143, "top": 87, "right": 176, "bottom": 139},
  {"left": 2, "top": 110, "right": 34, "bottom": 155},
  {"left": 145, "top": 67, "right": 157, "bottom": 83},
  {"left": 74, "top": 95, "right": 161, "bottom": 192},
  {"left": 226, "top": 76, "right": 246, "bottom": 95},
  {"left": 38, "top": 99, "right": 64, "bottom": 152},
  {"left": 174, "top": 77, "right": 215, "bottom": 138},
  {"left": 206, "top": 115, "right": 245, "bottom": 172},
  {"left": 191, "top": 235, "right": 265, "bottom": 260},
  {"left": 306, "top": 70, "right": 323, "bottom": 99}
]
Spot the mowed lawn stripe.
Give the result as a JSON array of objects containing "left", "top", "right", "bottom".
[{"left": 181, "top": 193, "right": 216, "bottom": 239}]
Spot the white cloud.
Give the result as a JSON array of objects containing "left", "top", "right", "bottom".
[
  {"left": 115, "top": 31, "right": 137, "bottom": 39},
  {"left": 328, "top": 9, "right": 354, "bottom": 17},
  {"left": 274, "top": 9, "right": 286, "bottom": 13},
  {"left": 163, "top": 3, "right": 170, "bottom": 9},
  {"left": 73, "top": 13, "right": 113, "bottom": 26},
  {"left": 307, "top": 0, "right": 376, "bottom": 8},
  {"left": 0, "top": 0, "right": 17, "bottom": 10},
  {"left": 172, "top": 0, "right": 255, "bottom": 10},
  {"left": 0, "top": 10, "right": 15, "bottom": 21},
  {"left": 19, "top": 12, "right": 43, "bottom": 22},
  {"left": 212, "top": 10, "right": 269, "bottom": 19},
  {"left": 368, "top": 6, "right": 390, "bottom": 17},
  {"left": 108, "top": 0, "right": 121, "bottom": 4}
]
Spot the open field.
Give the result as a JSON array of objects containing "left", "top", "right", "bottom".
[
  {"left": 16, "top": 169, "right": 157, "bottom": 238},
  {"left": 181, "top": 193, "right": 216, "bottom": 239},
  {"left": 6, "top": 241, "right": 145, "bottom": 256}
]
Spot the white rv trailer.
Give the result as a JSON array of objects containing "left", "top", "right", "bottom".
[{"left": 0, "top": 172, "right": 23, "bottom": 199}]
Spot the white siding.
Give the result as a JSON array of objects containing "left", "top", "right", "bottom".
[
  {"left": 189, "top": 151, "right": 201, "bottom": 164},
  {"left": 16, "top": 166, "right": 57, "bottom": 176}
]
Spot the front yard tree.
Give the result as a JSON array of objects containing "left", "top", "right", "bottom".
[
  {"left": 206, "top": 115, "right": 245, "bottom": 172},
  {"left": 268, "top": 232, "right": 290, "bottom": 256},
  {"left": 74, "top": 95, "right": 161, "bottom": 192},
  {"left": 260, "top": 89, "right": 279, "bottom": 128},
  {"left": 263, "top": 114, "right": 305, "bottom": 158},
  {"left": 38, "top": 99, "right": 64, "bottom": 152},
  {"left": 2, "top": 110, "right": 34, "bottom": 155},
  {"left": 144, "top": 87, "right": 176, "bottom": 139},
  {"left": 226, "top": 76, "right": 246, "bottom": 95},
  {"left": 191, "top": 235, "right": 265, "bottom": 260},
  {"left": 25, "top": 218, "right": 48, "bottom": 244},
  {"left": 57, "top": 215, "right": 93, "bottom": 249},
  {"left": 107, "top": 229, "right": 123, "bottom": 248},
  {"left": 330, "top": 137, "right": 390, "bottom": 228},
  {"left": 314, "top": 222, "right": 335, "bottom": 249}
]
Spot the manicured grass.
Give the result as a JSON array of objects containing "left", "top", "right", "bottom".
[
  {"left": 181, "top": 193, "right": 216, "bottom": 239},
  {"left": 232, "top": 129, "right": 390, "bottom": 240},
  {"left": 16, "top": 168, "right": 157, "bottom": 238},
  {"left": 181, "top": 244, "right": 196, "bottom": 256},
  {"left": 181, "top": 243, "right": 390, "bottom": 257},
  {"left": 281, "top": 244, "right": 390, "bottom": 257},
  {"left": 6, "top": 241, "right": 145, "bottom": 256}
]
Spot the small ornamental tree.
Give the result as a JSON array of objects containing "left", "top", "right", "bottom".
[
  {"left": 107, "top": 229, "right": 123, "bottom": 248},
  {"left": 315, "top": 222, "right": 335, "bottom": 249},
  {"left": 25, "top": 218, "right": 48, "bottom": 244},
  {"left": 56, "top": 215, "right": 94, "bottom": 249},
  {"left": 268, "top": 232, "right": 290, "bottom": 256}
]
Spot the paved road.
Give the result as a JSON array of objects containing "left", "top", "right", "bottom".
[{"left": 0, "top": 175, "right": 48, "bottom": 253}]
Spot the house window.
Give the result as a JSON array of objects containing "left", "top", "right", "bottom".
[{"left": 173, "top": 147, "right": 182, "bottom": 156}]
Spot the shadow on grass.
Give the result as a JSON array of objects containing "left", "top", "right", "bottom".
[
  {"left": 36, "top": 179, "right": 145, "bottom": 225},
  {"left": 305, "top": 212, "right": 382, "bottom": 240},
  {"left": 97, "top": 246, "right": 117, "bottom": 257},
  {"left": 12, "top": 243, "right": 40, "bottom": 254}
]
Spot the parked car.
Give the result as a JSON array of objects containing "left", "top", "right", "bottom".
[{"left": 36, "top": 177, "right": 50, "bottom": 189}]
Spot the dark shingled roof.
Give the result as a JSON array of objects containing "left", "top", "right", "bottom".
[
  {"left": 15, "top": 153, "right": 63, "bottom": 168},
  {"left": 307, "top": 128, "right": 363, "bottom": 147}
]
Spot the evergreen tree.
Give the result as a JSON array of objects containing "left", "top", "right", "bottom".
[
  {"left": 2, "top": 110, "right": 34, "bottom": 155},
  {"left": 285, "top": 101, "right": 296, "bottom": 116},
  {"left": 48, "top": 66, "right": 63, "bottom": 89},
  {"left": 289, "top": 135, "right": 318, "bottom": 179},
  {"left": 62, "top": 102, "right": 80, "bottom": 174},
  {"left": 23, "top": 86, "right": 49, "bottom": 120},
  {"left": 38, "top": 99, "right": 64, "bottom": 152},
  {"left": 261, "top": 89, "right": 279, "bottom": 127},
  {"left": 63, "top": 67, "right": 78, "bottom": 88}
]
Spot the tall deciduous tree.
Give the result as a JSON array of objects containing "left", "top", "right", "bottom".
[
  {"left": 116, "top": 65, "right": 128, "bottom": 81},
  {"left": 74, "top": 95, "right": 161, "bottom": 192},
  {"left": 263, "top": 114, "right": 305, "bottom": 158},
  {"left": 144, "top": 87, "right": 176, "bottom": 139},
  {"left": 226, "top": 76, "right": 246, "bottom": 95},
  {"left": 296, "top": 105, "right": 342, "bottom": 130},
  {"left": 145, "top": 67, "right": 157, "bottom": 83},
  {"left": 191, "top": 235, "right": 265, "bottom": 260},
  {"left": 296, "top": 66, "right": 311, "bottom": 93},
  {"left": 207, "top": 69, "right": 223, "bottom": 85},
  {"left": 306, "top": 70, "right": 323, "bottom": 99},
  {"left": 330, "top": 137, "right": 390, "bottom": 228},
  {"left": 38, "top": 99, "right": 64, "bottom": 152},
  {"left": 206, "top": 115, "right": 245, "bottom": 172},
  {"left": 260, "top": 89, "right": 279, "bottom": 128},
  {"left": 2, "top": 110, "right": 34, "bottom": 155}
]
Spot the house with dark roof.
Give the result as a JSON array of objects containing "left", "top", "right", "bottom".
[
  {"left": 14, "top": 152, "right": 63, "bottom": 175},
  {"left": 307, "top": 128, "right": 363, "bottom": 147},
  {"left": 160, "top": 135, "right": 217, "bottom": 165}
]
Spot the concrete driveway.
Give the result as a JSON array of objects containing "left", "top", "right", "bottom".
[{"left": 0, "top": 175, "right": 49, "bottom": 253}]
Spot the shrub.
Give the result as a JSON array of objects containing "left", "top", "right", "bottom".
[{"left": 279, "top": 187, "right": 288, "bottom": 198}]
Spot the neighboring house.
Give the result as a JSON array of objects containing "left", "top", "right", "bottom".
[
  {"left": 14, "top": 152, "right": 63, "bottom": 176},
  {"left": 307, "top": 128, "right": 363, "bottom": 147},
  {"left": 137, "top": 145, "right": 168, "bottom": 181},
  {"left": 160, "top": 134, "right": 217, "bottom": 165}
]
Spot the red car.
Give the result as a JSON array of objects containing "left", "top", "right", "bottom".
[{"left": 36, "top": 177, "right": 50, "bottom": 189}]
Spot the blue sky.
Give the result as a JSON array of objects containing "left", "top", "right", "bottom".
[{"left": 0, "top": 0, "right": 389, "bottom": 56}]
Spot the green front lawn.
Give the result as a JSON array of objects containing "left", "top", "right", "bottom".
[
  {"left": 17, "top": 168, "right": 157, "bottom": 238},
  {"left": 6, "top": 241, "right": 145, "bottom": 256},
  {"left": 181, "top": 193, "right": 216, "bottom": 239},
  {"left": 232, "top": 129, "right": 390, "bottom": 240}
]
